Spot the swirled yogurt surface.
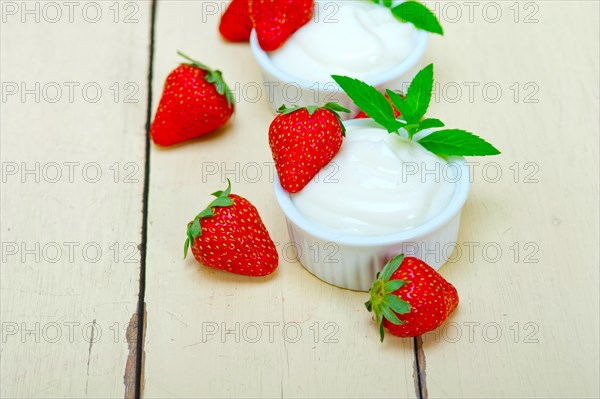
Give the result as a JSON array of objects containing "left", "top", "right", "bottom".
[
  {"left": 291, "top": 124, "right": 456, "bottom": 236},
  {"left": 269, "top": 0, "right": 418, "bottom": 82}
]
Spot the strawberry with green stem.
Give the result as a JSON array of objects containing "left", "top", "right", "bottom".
[
  {"left": 365, "top": 254, "right": 459, "bottom": 340},
  {"left": 184, "top": 180, "right": 278, "bottom": 277},
  {"left": 151, "top": 51, "right": 235, "bottom": 146},
  {"left": 269, "top": 102, "right": 350, "bottom": 193}
]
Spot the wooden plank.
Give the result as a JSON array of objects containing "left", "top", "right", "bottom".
[
  {"left": 421, "top": 1, "right": 600, "bottom": 397},
  {"left": 0, "top": 1, "right": 151, "bottom": 397},
  {"left": 142, "top": 1, "right": 416, "bottom": 397}
]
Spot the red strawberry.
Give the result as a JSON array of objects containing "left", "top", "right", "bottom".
[
  {"left": 151, "top": 52, "right": 234, "bottom": 146},
  {"left": 249, "top": 0, "right": 314, "bottom": 51},
  {"left": 354, "top": 93, "right": 403, "bottom": 119},
  {"left": 269, "top": 103, "right": 350, "bottom": 193},
  {"left": 365, "top": 254, "right": 459, "bottom": 340},
  {"left": 219, "top": 0, "right": 253, "bottom": 42},
  {"left": 184, "top": 180, "right": 278, "bottom": 276}
]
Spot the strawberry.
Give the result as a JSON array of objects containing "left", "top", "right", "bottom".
[
  {"left": 365, "top": 254, "right": 459, "bottom": 340},
  {"left": 150, "top": 51, "right": 234, "bottom": 146},
  {"left": 354, "top": 93, "right": 403, "bottom": 119},
  {"left": 184, "top": 180, "right": 278, "bottom": 276},
  {"left": 249, "top": 0, "right": 314, "bottom": 51},
  {"left": 269, "top": 103, "right": 350, "bottom": 193},
  {"left": 219, "top": 0, "right": 253, "bottom": 42}
]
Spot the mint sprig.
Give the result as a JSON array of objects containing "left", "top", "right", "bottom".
[
  {"left": 331, "top": 64, "right": 500, "bottom": 157},
  {"left": 329, "top": 76, "right": 404, "bottom": 134},
  {"left": 184, "top": 179, "right": 234, "bottom": 259},
  {"left": 177, "top": 50, "right": 235, "bottom": 107},
  {"left": 373, "top": 0, "right": 443, "bottom": 35},
  {"left": 276, "top": 102, "right": 351, "bottom": 135}
]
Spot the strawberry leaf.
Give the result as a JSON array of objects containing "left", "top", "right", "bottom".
[
  {"left": 184, "top": 237, "right": 190, "bottom": 258},
  {"left": 323, "top": 102, "right": 351, "bottom": 114},
  {"left": 382, "top": 304, "right": 402, "bottom": 325},
  {"left": 210, "top": 197, "right": 234, "bottom": 208},
  {"left": 385, "top": 294, "right": 411, "bottom": 315},
  {"left": 177, "top": 51, "right": 235, "bottom": 107},
  {"left": 190, "top": 218, "right": 201, "bottom": 236},
  {"left": 184, "top": 179, "right": 236, "bottom": 259},
  {"left": 277, "top": 103, "right": 350, "bottom": 135},
  {"left": 417, "top": 129, "right": 501, "bottom": 156},
  {"left": 385, "top": 280, "right": 406, "bottom": 293},
  {"left": 380, "top": 254, "right": 405, "bottom": 282},
  {"left": 391, "top": 1, "right": 444, "bottom": 35},
  {"left": 366, "top": 253, "right": 408, "bottom": 341},
  {"left": 331, "top": 75, "right": 404, "bottom": 133},
  {"left": 177, "top": 50, "right": 210, "bottom": 70}
]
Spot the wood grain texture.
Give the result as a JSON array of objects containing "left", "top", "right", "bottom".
[
  {"left": 421, "top": 1, "right": 600, "bottom": 397},
  {"left": 142, "top": 1, "right": 416, "bottom": 398},
  {"left": 0, "top": 2, "right": 151, "bottom": 397},
  {"left": 2, "top": 0, "right": 599, "bottom": 398}
]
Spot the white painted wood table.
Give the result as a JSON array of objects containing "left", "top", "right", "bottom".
[{"left": 1, "top": 1, "right": 598, "bottom": 398}]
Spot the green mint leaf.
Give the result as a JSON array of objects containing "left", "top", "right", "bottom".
[
  {"left": 403, "top": 123, "right": 420, "bottom": 139},
  {"left": 391, "top": 1, "right": 444, "bottom": 35},
  {"left": 405, "top": 63, "right": 434, "bottom": 124},
  {"left": 418, "top": 129, "right": 501, "bottom": 156},
  {"left": 418, "top": 118, "right": 445, "bottom": 130},
  {"left": 385, "top": 294, "right": 411, "bottom": 315},
  {"left": 382, "top": 304, "right": 403, "bottom": 325},
  {"left": 385, "top": 89, "right": 411, "bottom": 121},
  {"left": 332, "top": 75, "right": 403, "bottom": 133}
]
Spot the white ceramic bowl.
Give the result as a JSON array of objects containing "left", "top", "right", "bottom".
[
  {"left": 250, "top": 29, "right": 428, "bottom": 119},
  {"left": 273, "top": 119, "right": 471, "bottom": 291}
]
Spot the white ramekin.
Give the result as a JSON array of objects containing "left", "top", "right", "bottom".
[
  {"left": 250, "top": 29, "right": 428, "bottom": 119},
  {"left": 273, "top": 119, "right": 471, "bottom": 292}
]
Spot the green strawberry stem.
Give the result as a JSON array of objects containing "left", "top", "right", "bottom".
[
  {"left": 184, "top": 179, "right": 235, "bottom": 259},
  {"left": 365, "top": 254, "right": 412, "bottom": 342},
  {"left": 177, "top": 50, "right": 235, "bottom": 107},
  {"left": 277, "top": 102, "right": 351, "bottom": 135}
]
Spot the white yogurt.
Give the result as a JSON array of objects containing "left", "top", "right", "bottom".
[
  {"left": 269, "top": 0, "right": 418, "bottom": 82},
  {"left": 291, "top": 125, "right": 456, "bottom": 236}
]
